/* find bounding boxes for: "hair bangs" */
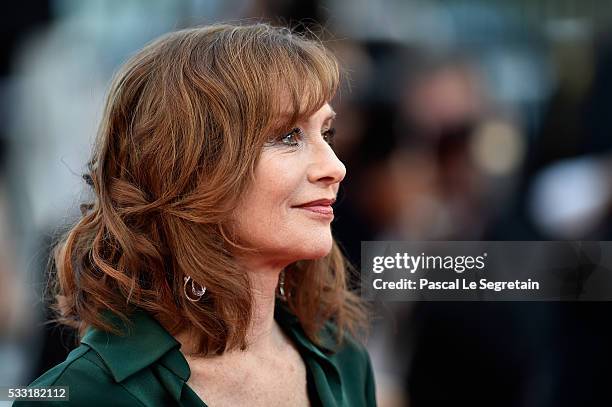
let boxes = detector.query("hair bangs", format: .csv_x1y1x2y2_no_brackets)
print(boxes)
263,34,340,139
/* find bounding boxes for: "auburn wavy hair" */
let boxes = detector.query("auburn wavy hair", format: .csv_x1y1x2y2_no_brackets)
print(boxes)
50,23,368,355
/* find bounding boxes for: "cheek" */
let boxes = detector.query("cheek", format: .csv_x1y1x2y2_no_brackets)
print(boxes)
252,153,302,210
233,155,300,237
249,175,296,218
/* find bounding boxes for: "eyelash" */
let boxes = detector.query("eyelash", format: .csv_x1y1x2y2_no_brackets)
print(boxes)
278,127,336,148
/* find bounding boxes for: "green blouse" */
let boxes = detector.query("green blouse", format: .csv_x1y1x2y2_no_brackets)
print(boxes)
15,300,376,406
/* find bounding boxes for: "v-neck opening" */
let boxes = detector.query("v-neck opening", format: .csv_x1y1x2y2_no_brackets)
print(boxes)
178,306,322,407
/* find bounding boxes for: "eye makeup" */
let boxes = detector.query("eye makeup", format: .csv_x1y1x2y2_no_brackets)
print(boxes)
278,127,336,147
279,127,304,147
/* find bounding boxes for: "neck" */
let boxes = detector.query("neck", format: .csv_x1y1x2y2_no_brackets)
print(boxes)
176,259,287,357
246,263,283,351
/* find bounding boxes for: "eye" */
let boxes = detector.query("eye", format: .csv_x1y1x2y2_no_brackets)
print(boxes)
279,127,304,147
322,127,336,147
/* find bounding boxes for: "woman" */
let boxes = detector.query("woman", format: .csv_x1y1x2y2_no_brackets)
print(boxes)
17,23,375,406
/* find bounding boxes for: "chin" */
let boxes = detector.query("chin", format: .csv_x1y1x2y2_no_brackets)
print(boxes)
274,228,334,262
297,237,334,260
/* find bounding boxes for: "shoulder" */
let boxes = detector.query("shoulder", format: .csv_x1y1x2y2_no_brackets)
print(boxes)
14,345,144,407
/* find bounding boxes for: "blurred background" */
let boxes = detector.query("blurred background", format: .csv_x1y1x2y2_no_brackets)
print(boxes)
2,1,612,406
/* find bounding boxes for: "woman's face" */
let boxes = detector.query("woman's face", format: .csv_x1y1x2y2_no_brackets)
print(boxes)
233,103,345,267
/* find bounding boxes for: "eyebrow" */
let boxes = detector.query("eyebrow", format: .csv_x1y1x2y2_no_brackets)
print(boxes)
325,109,337,122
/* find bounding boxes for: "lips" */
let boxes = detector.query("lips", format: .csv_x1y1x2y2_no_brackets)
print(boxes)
292,198,336,218
294,198,336,208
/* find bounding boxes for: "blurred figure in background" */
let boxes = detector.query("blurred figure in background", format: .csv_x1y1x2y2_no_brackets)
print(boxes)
0,4,52,402
0,126,31,393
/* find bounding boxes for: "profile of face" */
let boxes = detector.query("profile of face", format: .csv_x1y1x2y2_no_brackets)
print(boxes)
232,103,345,267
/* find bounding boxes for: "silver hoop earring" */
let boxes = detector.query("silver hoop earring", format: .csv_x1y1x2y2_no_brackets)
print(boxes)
278,270,287,300
184,275,206,302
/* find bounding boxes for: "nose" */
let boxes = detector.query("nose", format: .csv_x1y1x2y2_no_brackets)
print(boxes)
307,141,346,186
